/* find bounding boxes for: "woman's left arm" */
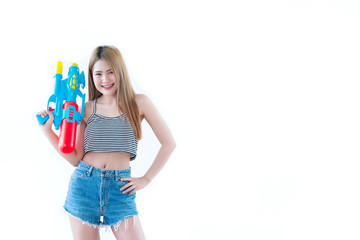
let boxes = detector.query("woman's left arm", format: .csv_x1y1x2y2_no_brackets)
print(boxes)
121,94,176,195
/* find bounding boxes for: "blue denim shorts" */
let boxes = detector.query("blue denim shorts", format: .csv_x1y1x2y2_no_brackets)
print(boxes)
63,161,138,230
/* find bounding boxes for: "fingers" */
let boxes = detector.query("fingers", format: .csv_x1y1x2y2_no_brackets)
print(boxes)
123,186,136,196
120,180,134,192
120,178,136,195
120,178,132,192
47,110,54,120
128,189,136,196
37,109,54,129
37,110,48,118
37,110,53,119
121,178,132,182
119,177,149,196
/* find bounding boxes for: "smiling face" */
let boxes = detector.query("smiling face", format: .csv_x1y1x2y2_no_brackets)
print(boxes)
92,59,118,97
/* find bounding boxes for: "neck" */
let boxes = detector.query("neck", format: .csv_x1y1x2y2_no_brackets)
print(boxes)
98,95,117,105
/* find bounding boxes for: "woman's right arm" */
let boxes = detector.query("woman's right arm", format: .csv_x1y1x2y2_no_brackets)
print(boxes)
38,109,86,167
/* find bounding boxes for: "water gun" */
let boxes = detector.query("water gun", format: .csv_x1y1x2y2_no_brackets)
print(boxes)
36,61,86,154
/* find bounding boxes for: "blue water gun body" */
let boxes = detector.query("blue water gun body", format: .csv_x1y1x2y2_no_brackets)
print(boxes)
37,62,86,153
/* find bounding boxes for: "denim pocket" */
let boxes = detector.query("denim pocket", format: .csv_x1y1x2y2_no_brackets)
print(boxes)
112,179,136,198
70,168,88,181
113,178,131,189
115,179,127,186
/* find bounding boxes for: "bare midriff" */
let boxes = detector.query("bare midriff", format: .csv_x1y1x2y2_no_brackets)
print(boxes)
82,152,132,170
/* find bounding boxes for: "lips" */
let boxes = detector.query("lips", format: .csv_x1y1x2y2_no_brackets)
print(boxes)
101,83,115,90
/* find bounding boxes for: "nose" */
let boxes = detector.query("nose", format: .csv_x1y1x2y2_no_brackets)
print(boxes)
101,74,108,82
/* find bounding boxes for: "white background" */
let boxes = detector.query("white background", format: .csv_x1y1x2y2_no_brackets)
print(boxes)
1,0,360,239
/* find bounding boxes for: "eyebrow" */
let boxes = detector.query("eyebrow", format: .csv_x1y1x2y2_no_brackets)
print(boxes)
94,69,113,73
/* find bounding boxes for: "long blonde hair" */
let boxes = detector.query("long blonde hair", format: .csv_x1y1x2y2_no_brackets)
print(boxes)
88,45,142,140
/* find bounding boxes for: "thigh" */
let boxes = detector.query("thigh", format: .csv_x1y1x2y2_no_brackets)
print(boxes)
69,216,100,240
111,216,145,240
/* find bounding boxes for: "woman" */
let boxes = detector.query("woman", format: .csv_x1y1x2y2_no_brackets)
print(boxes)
38,45,176,240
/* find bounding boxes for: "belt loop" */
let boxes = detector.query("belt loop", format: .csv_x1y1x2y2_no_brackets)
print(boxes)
115,170,119,181
87,166,94,176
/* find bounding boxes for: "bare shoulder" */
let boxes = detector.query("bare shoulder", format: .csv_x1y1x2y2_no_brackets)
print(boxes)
135,94,175,146
135,93,150,104
83,100,94,123
135,93,163,123
135,93,152,118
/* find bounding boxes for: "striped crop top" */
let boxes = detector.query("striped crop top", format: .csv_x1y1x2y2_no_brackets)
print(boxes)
84,99,138,160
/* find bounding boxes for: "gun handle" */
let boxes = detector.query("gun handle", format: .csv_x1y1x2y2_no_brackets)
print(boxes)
36,114,49,125
36,108,54,125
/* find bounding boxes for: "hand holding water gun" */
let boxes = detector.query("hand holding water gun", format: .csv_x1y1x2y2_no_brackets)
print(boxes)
36,61,86,154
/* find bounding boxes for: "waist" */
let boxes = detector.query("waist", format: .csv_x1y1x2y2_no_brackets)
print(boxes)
76,160,131,177
82,152,131,170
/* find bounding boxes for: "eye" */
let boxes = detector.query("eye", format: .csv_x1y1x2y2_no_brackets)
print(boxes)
95,73,101,76
109,71,114,74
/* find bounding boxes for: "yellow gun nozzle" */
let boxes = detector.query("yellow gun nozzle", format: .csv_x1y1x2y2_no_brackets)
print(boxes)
71,62,78,67
56,61,63,74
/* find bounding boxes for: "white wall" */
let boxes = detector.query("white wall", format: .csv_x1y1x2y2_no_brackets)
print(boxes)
1,0,360,239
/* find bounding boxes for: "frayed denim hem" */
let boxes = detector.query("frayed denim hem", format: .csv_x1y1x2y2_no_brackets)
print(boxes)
63,208,137,232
